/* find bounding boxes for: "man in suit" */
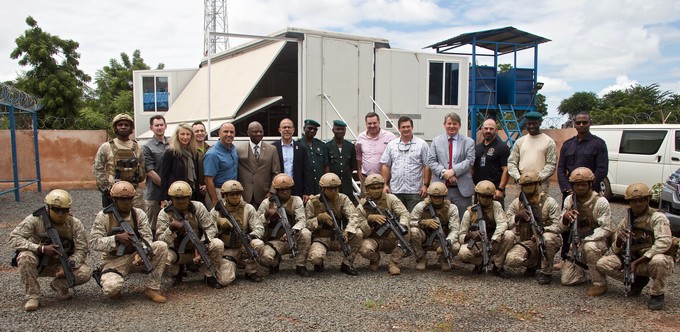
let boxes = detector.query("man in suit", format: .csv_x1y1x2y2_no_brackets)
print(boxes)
272,118,312,203
427,112,476,217
238,121,281,207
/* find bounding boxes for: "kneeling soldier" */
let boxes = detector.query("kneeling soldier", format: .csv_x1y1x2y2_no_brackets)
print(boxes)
306,173,362,275
90,181,169,303
595,183,678,310
157,181,225,288
257,174,312,276
9,189,92,311
505,171,563,284
409,182,461,271
458,181,515,277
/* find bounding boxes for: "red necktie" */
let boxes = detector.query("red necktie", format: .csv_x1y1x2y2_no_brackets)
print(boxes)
445,137,453,186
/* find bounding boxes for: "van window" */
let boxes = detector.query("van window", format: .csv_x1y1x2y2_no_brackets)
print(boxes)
619,130,666,154
676,131,680,152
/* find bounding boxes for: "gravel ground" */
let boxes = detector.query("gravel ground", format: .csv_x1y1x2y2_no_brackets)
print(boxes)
0,185,679,331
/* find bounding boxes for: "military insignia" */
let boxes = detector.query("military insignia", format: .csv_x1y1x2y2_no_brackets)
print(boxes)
487,148,495,156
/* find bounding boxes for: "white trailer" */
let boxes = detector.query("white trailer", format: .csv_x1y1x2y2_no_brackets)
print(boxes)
133,27,470,141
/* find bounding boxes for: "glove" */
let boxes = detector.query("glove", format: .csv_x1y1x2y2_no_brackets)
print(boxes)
265,208,280,221
317,212,333,226
367,214,387,225
343,231,352,243
420,219,439,230
217,217,233,230
489,240,500,255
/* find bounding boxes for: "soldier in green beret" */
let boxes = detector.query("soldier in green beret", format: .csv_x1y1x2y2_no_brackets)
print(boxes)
327,120,358,204
298,119,329,195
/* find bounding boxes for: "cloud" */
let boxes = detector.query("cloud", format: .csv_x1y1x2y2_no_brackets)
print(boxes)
537,76,571,94
598,75,639,97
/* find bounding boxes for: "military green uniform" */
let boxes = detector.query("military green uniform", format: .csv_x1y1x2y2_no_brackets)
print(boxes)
327,139,357,201
297,137,329,195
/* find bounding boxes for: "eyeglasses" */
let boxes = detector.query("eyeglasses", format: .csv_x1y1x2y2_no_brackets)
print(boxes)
50,207,70,214
574,121,589,125
397,141,412,152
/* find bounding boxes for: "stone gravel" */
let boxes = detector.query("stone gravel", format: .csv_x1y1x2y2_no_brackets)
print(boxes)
0,185,678,331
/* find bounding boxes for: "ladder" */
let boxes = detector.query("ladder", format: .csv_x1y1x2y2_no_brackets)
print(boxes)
497,104,523,146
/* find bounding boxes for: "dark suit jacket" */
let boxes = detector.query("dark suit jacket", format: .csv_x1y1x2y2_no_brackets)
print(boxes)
158,149,200,201
272,139,312,197
237,141,281,206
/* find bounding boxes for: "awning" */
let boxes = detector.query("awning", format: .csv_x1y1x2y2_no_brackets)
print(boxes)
207,96,283,132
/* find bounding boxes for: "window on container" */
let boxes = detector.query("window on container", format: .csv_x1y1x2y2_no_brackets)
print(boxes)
619,130,666,155
428,61,459,106
142,76,169,112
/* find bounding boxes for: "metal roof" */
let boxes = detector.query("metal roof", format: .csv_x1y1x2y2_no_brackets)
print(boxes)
426,26,550,55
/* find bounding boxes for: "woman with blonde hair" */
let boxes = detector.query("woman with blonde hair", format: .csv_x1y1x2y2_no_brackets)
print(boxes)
159,123,200,201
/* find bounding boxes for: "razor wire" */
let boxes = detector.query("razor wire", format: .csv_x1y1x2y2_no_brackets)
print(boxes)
0,83,43,112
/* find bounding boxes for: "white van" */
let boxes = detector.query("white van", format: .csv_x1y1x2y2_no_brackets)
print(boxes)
590,124,680,200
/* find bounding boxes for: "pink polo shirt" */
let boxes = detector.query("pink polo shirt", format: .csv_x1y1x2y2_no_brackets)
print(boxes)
355,129,396,176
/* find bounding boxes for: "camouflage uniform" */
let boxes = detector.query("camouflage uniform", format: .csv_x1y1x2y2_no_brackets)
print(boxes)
560,191,613,286
93,138,146,209
89,207,168,298
157,201,225,284
409,197,461,270
256,195,311,271
458,201,515,269
505,193,564,277
9,210,92,304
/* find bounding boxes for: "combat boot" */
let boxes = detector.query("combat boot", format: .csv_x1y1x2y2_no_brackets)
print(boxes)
313,263,324,273
269,264,280,275
472,265,484,274
587,285,608,296
295,265,309,277
648,294,664,310
536,272,552,285
245,273,263,283
416,258,426,271
204,276,223,289
492,265,509,279
50,279,73,300
552,260,564,271
439,255,452,272
340,262,358,276
388,263,401,275
369,260,380,271
144,288,167,303
24,299,39,312
629,276,650,296
524,267,537,277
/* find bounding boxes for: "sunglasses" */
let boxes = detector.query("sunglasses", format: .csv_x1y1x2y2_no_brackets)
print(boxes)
50,207,70,214
397,142,412,152
574,121,589,125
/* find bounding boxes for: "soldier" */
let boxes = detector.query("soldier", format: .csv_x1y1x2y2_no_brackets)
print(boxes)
595,183,677,310
93,113,146,209
90,181,168,303
256,173,312,277
458,181,515,277
327,120,358,203
306,173,362,276
297,119,329,195
9,190,92,311
559,167,613,295
211,180,265,284
505,171,564,284
355,174,411,275
409,182,461,271
156,181,225,289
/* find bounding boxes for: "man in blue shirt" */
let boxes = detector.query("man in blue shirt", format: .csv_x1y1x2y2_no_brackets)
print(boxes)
204,122,238,206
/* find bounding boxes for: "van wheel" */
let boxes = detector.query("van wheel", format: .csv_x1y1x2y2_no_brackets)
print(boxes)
600,178,612,200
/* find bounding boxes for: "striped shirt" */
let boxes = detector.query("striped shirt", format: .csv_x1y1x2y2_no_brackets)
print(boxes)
380,136,429,194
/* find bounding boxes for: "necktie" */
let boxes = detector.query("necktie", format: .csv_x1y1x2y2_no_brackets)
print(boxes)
445,137,453,187
254,145,260,160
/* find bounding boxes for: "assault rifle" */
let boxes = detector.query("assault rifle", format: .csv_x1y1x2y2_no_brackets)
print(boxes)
365,198,413,257
214,201,259,263
466,204,491,272
166,205,218,278
623,208,635,297
568,195,588,270
320,193,351,257
520,191,549,262
270,194,298,258
424,203,452,267
105,205,153,273
36,208,76,289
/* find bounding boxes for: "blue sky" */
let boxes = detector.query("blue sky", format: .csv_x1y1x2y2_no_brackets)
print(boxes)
2,0,680,125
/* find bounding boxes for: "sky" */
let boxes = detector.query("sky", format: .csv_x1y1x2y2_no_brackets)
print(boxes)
2,0,680,125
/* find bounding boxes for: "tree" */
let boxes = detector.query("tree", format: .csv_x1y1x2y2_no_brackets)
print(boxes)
10,16,90,127
557,91,599,119
536,93,548,116
498,63,513,73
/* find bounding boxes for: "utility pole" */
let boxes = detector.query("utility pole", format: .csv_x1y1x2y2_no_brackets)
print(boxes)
204,0,229,55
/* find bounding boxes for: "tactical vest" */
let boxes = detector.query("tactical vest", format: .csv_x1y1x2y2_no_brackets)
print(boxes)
364,196,390,238
312,194,345,238
106,209,139,255
219,201,246,249
517,192,551,242
171,204,200,252
468,203,496,241
110,139,142,184
38,211,75,260
266,198,296,240
574,191,598,238
422,200,452,233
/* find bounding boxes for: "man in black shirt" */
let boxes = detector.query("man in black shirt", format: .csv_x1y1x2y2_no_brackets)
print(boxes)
473,118,510,207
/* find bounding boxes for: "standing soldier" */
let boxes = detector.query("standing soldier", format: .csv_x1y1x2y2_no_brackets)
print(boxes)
355,174,411,275
9,190,92,311
458,181,515,277
156,181,225,289
595,183,677,310
409,182,461,271
93,113,146,208
256,174,312,277
505,171,563,284
89,181,169,303
211,180,265,284
306,173,363,276
327,120,358,203
298,119,329,195
559,167,613,295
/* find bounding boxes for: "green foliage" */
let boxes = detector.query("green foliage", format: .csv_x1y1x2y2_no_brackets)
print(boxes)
10,16,91,126
498,63,513,73
536,93,548,116
557,91,599,117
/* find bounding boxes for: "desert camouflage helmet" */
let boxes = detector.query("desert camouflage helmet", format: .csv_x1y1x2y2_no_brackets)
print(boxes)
319,173,341,188
110,181,136,198
569,167,595,183
272,173,294,189
112,113,134,128
518,171,541,184
427,182,448,196
221,180,244,194
168,181,193,197
44,189,72,208
364,173,385,186
474,180,496,195
625,183,651,200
